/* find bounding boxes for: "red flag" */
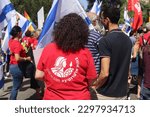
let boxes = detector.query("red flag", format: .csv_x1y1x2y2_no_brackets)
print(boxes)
128,0,134,11
128,0,143,31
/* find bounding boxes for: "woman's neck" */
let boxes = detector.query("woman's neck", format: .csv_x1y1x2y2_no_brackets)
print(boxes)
13,37,19,40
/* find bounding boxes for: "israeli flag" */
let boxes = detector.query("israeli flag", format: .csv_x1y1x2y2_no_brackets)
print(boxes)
123,7,131,36
0,0,16,30
1,12,31,52
37,0,94,49
90,0,102,15
124,7,131,26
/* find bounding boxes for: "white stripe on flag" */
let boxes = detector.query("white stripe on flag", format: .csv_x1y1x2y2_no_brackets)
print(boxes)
0,0,16,30
90,0,102,15
37,0,94,49
124,7,130,26
37,0,59,49
123,7,131,36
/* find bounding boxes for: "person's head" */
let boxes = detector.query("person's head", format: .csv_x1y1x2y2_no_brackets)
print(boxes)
10,26,22,38
99,5,120,30
53,13,89,53
86,12,97,26
25,30,32,37
32,29,41,39
87,12,103,32
145,22,150,31
143,27,147,33
137,26,143,34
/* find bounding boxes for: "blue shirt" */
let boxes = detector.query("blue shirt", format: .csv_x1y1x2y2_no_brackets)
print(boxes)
130,36,138,76
86,30,102,74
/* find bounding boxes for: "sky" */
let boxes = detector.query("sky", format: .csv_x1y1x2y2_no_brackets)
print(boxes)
79,0,88,10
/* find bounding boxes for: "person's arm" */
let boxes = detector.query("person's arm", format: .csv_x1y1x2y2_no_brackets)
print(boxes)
35,69,44,81
88,78,97,86
35,47,45,81
128,62,132,84
132,40,140,59
14,53,31,62
94,57,110,88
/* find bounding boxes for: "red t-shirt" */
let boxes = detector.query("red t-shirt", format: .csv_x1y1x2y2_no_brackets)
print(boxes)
9,39,26,64
22,36,37,49
22,36,34,47
32,37,38,49
139,32,150,46
37,43,97,100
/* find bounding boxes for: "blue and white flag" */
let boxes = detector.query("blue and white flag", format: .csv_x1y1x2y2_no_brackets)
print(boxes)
0,0,16,30
37,0,94,49
1,12,31,52
123,7,131,36
124,7,131,26
90,0,102,15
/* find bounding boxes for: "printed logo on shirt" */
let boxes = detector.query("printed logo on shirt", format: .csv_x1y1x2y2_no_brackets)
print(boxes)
48,56,79,83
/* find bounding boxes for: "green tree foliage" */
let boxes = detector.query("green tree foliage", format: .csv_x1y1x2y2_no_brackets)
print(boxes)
87,0,125,23
140,1,150,24
87,0,123,11
10,0,53,24
86,0,149,24
10,0,150,25
87,0,95,11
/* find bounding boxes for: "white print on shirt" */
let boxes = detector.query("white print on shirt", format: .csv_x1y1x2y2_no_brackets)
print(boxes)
134,2,141,13
49,56,79,83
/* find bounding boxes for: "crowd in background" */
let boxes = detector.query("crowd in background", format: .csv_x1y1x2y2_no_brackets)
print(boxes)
0,3,150,100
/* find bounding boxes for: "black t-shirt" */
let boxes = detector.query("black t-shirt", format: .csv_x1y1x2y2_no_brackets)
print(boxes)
97,29,132,97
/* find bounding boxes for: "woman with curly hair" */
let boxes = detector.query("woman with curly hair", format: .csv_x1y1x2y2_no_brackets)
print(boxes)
35,13,97,100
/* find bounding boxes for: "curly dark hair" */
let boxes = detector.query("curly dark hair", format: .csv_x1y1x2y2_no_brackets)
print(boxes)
53,13,89,53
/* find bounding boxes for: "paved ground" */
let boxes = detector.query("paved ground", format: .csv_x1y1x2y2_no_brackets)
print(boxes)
0,77,42,100
0,77,138,100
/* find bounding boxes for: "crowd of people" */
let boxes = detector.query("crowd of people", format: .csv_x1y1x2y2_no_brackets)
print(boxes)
0,3,150,100
0,23,42,99
129,22,150,100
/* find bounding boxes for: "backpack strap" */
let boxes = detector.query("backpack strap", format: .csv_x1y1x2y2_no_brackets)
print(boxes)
142,35,150,46
142,36,144,46
145,36,150,45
